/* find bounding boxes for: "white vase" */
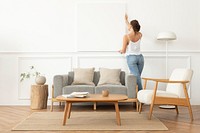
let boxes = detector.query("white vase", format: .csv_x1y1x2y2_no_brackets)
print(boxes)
35,76,46,85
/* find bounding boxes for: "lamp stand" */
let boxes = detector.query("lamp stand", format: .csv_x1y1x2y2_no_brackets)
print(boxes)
159,40,175,109
165,40,168,78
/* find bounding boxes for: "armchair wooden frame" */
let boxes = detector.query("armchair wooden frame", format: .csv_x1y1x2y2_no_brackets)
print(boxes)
139,77,193,121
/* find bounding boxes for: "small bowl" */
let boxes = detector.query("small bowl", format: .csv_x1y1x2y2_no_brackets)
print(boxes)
102,90,109,97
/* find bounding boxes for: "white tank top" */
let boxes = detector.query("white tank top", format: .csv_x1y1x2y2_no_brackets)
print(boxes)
126,35,141,55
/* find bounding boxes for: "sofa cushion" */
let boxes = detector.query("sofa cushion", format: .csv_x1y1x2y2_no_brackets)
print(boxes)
63,85,95,94
98,68,121,85
72,68,95,85
95,85,127,95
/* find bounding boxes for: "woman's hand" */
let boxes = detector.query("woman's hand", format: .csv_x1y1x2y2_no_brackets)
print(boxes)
118,50,125,54
125,13,128,21
118,50,122,54
125,13,130,29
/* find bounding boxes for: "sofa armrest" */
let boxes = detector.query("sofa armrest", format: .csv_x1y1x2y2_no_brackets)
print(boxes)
53,75,68,98
125,74,137,98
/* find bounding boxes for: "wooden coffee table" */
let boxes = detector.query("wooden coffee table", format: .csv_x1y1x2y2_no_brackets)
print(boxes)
56,94,128,126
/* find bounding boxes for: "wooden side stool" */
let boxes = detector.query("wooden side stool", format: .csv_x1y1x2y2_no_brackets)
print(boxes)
31,84,48,110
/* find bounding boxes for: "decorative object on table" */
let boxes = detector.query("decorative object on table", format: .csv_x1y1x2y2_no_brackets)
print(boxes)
62,92,89,98
20,66,46,85
102,90,109,97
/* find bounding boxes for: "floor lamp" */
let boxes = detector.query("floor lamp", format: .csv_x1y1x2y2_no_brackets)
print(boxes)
157,31,177,109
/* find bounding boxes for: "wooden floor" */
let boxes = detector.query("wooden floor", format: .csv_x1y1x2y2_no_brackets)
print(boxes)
0,104,200,133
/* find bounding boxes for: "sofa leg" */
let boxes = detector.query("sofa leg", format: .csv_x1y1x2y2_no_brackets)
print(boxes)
50,100,54,112
93,102,97,110
136,99,139,112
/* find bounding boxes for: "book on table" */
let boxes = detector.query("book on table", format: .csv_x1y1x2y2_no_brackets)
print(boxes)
62,92,89,98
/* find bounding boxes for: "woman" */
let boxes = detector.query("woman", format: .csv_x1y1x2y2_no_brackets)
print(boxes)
119,14,144,91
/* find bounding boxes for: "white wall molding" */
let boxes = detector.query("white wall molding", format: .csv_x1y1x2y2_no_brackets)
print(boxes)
142,50,200,54
77,55,191,71
1,50,200,54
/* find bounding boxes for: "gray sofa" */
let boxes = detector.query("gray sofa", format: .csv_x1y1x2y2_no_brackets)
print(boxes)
51,71,137,111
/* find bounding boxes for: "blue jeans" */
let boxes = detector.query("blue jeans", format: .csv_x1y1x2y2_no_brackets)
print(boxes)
126,54,144,91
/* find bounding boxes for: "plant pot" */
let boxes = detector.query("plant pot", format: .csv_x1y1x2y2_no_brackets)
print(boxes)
35,76,46,85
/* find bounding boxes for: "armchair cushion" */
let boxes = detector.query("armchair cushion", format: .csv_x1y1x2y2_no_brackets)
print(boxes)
138,90,178,104
166,69,193,98
72,68,95,85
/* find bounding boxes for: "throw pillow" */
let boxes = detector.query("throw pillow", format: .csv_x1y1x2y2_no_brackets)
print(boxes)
98,68,121,85
72,68,95,85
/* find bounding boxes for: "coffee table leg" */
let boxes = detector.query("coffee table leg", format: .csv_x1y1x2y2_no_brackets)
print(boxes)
114,102,121,125
63,101,69,125
67,102,72,118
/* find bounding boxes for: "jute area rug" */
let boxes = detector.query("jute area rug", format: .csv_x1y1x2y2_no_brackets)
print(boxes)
12,112,168,131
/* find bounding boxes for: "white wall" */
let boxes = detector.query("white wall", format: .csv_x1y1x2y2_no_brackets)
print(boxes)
0,0,200,105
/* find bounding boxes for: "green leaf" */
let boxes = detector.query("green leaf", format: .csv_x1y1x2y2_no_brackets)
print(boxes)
30,66,34,69
35,72,40,76
26,73,30,78
20,73,25,77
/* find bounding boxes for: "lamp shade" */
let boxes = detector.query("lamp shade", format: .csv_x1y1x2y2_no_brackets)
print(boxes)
157,31,176,40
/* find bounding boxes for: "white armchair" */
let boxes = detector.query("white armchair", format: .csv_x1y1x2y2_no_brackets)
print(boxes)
137,69,193,121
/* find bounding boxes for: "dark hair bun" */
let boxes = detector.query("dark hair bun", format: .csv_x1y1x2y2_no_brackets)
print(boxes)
130,20,140,32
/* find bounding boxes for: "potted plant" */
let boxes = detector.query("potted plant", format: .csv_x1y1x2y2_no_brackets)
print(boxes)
20,66,46,85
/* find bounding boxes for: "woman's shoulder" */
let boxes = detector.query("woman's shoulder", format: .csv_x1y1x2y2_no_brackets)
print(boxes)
138,32,142,38
123,34,129,40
